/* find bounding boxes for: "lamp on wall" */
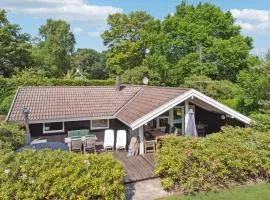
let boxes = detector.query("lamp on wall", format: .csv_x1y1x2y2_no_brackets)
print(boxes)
142,77,149,85
221,115,226,120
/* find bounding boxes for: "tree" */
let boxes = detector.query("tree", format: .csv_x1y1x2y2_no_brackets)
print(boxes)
102,1,252,84
160,1,252,83
0,9,32,77
102,11,158,75
237,69,270,114
71,49,108,79
33,19,75,77
265,49,270,61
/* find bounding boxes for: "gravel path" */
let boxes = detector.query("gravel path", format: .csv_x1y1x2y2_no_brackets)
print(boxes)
125,178,170,200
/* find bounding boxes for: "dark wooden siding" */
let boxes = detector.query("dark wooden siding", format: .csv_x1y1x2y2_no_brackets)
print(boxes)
195,106,245,134
29,119,130,145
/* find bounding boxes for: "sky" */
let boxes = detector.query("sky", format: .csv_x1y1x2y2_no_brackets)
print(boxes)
1,0,270,56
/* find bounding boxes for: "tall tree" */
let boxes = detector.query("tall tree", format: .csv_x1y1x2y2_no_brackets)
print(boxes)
33,19,75,77
102,1,252,85
71,49,108,79
160,1,252,83
0,9,32,77
102,11,158,75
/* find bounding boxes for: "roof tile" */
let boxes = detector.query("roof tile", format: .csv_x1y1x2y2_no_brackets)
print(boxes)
7,85,189,126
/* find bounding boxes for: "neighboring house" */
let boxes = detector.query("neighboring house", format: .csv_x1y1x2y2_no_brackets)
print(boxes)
6,84,251,154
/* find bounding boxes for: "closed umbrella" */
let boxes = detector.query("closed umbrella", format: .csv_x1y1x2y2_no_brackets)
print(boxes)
185,109,197,137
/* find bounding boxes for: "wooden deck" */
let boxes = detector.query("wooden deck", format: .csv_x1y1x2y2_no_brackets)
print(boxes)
114,152,158,183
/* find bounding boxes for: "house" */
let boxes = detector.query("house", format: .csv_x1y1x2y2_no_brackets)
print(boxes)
6,83,251,154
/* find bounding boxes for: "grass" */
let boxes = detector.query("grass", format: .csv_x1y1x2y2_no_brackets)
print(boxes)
161,183,270,200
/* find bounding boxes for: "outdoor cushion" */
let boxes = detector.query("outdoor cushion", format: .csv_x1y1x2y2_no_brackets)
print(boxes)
69,130,79,138
85,134,97,140
116,130,127,150
104,129,114,150
79,129,90,137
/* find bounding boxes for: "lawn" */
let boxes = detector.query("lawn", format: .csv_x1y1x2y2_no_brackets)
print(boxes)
162,183,270,200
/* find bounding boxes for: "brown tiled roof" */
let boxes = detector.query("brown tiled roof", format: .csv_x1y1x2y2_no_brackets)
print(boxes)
7,85,189,126
7,86,141,122
116,86,188,126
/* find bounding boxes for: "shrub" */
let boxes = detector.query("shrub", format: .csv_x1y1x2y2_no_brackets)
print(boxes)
0,122,24,150
0,150,125,200
250,113,270,132
155,127,270,194
0,95,15,114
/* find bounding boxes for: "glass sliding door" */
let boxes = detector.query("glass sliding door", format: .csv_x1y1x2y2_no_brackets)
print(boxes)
172,107,184,134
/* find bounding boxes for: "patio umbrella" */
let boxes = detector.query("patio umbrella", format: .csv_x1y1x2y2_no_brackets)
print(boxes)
185,109,197,137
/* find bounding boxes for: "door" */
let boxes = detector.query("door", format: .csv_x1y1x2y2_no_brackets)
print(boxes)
172,107,184,134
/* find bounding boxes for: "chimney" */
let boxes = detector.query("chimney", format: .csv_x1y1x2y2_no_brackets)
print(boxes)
115,76,121,91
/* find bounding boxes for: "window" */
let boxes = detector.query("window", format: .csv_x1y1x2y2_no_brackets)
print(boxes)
43,122,64,134
158,117,169,128
91,119,109,130
173,107,184,129
156,111,170,129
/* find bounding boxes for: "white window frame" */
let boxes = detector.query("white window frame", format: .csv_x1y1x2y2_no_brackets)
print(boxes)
157,116,170,129
43,122,64,134
90,119,109,130
169,106,185,133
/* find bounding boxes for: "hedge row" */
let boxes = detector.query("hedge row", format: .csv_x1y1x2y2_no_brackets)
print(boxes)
155,127,270,194
0,149,125,200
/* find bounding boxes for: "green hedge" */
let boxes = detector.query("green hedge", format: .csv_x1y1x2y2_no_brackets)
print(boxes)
0,149,125,200
155,127,270,194
0,122,24,150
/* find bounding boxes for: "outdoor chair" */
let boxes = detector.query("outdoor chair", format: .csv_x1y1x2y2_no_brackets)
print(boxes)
144,139,156,153
70,138,83,153
84,138,96,153
116,130,127,151
104,129,114,151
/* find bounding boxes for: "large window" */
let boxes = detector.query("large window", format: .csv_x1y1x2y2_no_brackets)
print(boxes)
91,119,109,130
157,117,169,128
43,122,64,134
157,111,170,129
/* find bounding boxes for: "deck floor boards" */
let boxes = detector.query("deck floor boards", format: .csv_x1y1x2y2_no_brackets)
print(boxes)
114,152,157,183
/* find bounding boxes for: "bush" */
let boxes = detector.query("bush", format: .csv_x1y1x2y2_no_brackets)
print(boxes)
251,113,270,132
0,150,125,200
0,95,15,114
0,122,24,150
155,127,270,194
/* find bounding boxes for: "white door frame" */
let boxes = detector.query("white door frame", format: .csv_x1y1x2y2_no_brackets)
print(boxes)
138,126,144,155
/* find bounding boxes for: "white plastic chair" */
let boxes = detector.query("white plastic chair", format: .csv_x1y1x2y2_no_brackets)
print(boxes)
104,129,114,151
116,130,127,150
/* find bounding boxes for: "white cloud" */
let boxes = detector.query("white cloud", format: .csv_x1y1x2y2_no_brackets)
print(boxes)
73,27,83,34
0,0,123,25
231,9,270,34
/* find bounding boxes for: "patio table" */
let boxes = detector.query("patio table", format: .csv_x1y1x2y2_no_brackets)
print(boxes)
148,130,168,144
